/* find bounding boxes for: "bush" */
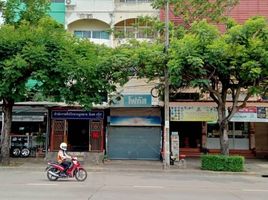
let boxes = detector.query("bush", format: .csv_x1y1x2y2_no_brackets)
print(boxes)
201,154,244,172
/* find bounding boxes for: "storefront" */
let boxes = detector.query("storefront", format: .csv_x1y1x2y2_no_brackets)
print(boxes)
49,108,105,152
170,104,217,153
0,105,47,157
108,94,162,160
170,102,268,157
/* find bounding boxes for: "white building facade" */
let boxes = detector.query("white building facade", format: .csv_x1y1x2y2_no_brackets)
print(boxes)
65,0,158,47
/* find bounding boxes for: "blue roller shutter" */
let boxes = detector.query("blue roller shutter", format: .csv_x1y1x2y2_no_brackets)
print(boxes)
108,127,161,160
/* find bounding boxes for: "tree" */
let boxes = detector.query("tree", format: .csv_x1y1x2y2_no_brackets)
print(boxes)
1,0,50,25
111,0,268,156
0,1,128,164
168,17,268,155
152,0,239,28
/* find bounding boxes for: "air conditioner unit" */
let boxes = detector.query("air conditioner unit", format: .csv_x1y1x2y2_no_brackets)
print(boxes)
65,0,76,6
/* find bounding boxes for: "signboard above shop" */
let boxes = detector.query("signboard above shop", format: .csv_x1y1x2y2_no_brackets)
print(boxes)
170,106,218,122
51,110,104,120
110,116,161,126
230,106,268,122
111,94,152,107
170,106,268,122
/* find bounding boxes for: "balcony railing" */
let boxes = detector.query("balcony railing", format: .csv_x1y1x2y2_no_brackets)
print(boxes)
114,26,156,39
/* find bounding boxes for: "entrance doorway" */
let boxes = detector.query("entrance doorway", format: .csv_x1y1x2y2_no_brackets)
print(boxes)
171,122,202,148
68,120,89,151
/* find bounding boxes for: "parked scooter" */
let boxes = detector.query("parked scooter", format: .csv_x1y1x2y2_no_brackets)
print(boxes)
45,157,87,181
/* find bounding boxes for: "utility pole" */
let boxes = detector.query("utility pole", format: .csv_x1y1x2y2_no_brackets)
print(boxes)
163,0,170,169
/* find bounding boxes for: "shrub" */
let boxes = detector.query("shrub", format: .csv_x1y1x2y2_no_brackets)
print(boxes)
201,154,244,172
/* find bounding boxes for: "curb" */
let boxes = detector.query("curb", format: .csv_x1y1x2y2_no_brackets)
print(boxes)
0,164,262,176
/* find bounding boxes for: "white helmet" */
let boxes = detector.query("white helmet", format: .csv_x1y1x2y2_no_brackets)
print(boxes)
60,142,67,151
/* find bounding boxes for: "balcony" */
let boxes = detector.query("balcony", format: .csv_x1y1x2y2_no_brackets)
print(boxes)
115,0,155,12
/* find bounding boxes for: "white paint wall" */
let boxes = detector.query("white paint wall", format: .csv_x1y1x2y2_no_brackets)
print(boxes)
66,0,114,25
66,0,159,47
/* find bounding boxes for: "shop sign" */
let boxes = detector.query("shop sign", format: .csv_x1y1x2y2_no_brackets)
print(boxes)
170,106,268,122
51,111,104,120
170,106,218,122
110,116,161,126
230,107,268,122
111,94,152,107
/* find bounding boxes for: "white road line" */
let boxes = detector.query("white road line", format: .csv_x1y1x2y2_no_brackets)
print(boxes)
26,183,58,186
133,185,164,189
242,189,268,192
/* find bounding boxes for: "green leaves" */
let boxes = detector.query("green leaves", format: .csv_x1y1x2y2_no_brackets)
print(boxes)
152,0,239,27
165,16,268,106
2,0,50,26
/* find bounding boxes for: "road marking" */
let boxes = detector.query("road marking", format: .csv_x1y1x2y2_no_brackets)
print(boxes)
242,189,268,192
26,183,58,186
133,185,164,189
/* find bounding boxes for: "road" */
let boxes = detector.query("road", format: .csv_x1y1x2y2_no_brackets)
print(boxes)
0,167,267,200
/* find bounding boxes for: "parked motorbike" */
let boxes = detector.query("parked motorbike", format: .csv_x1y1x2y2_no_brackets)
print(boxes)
45,157,87,181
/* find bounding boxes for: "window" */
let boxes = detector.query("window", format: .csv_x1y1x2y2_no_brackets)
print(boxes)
74,31,91,39
74,30,109,40
207,122,249,139
120,0,152,2
92,31,110,39
51,0,65,3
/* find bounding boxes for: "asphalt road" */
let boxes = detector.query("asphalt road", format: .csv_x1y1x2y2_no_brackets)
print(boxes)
0,167,268,200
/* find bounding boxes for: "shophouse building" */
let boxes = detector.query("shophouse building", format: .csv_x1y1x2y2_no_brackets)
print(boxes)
47,0,268,160
2,0,267,160
46,0,163,161
160,0,268,158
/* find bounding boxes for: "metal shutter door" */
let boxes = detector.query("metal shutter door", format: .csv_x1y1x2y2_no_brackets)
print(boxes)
108,127,161,160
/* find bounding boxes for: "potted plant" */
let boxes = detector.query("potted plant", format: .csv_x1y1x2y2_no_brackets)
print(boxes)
35,133,45,157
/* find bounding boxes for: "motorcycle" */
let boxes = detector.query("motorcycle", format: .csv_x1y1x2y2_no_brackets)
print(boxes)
45,157,87,181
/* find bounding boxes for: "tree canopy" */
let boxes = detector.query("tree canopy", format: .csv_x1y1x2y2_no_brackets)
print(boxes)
0,0,129,164
152,0,239,27
0,0,50,25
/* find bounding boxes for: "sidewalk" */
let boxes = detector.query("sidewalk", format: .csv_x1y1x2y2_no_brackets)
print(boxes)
4,157,268,176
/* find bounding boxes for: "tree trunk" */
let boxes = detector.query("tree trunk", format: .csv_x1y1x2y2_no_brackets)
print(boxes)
217,103,229,156
0,99,14,165
219,120,229,155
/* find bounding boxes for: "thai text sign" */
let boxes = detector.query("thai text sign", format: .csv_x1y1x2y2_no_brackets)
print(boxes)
170,106,268,122
230,107,268,122
170,106,218,122
111,94,152,107
51,111,104,120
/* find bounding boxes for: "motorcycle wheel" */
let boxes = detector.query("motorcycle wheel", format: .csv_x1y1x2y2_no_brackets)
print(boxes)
47,167,59,181
12,148,21,157
21,148,30,157
74,168,87,181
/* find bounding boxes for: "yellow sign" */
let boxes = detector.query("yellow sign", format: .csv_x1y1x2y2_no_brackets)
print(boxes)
170,106,218,122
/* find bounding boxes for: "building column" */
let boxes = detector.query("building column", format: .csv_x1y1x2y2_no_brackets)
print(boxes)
249,122,256,150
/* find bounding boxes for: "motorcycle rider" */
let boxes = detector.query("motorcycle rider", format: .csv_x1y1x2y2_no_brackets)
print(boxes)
57,142,72,176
